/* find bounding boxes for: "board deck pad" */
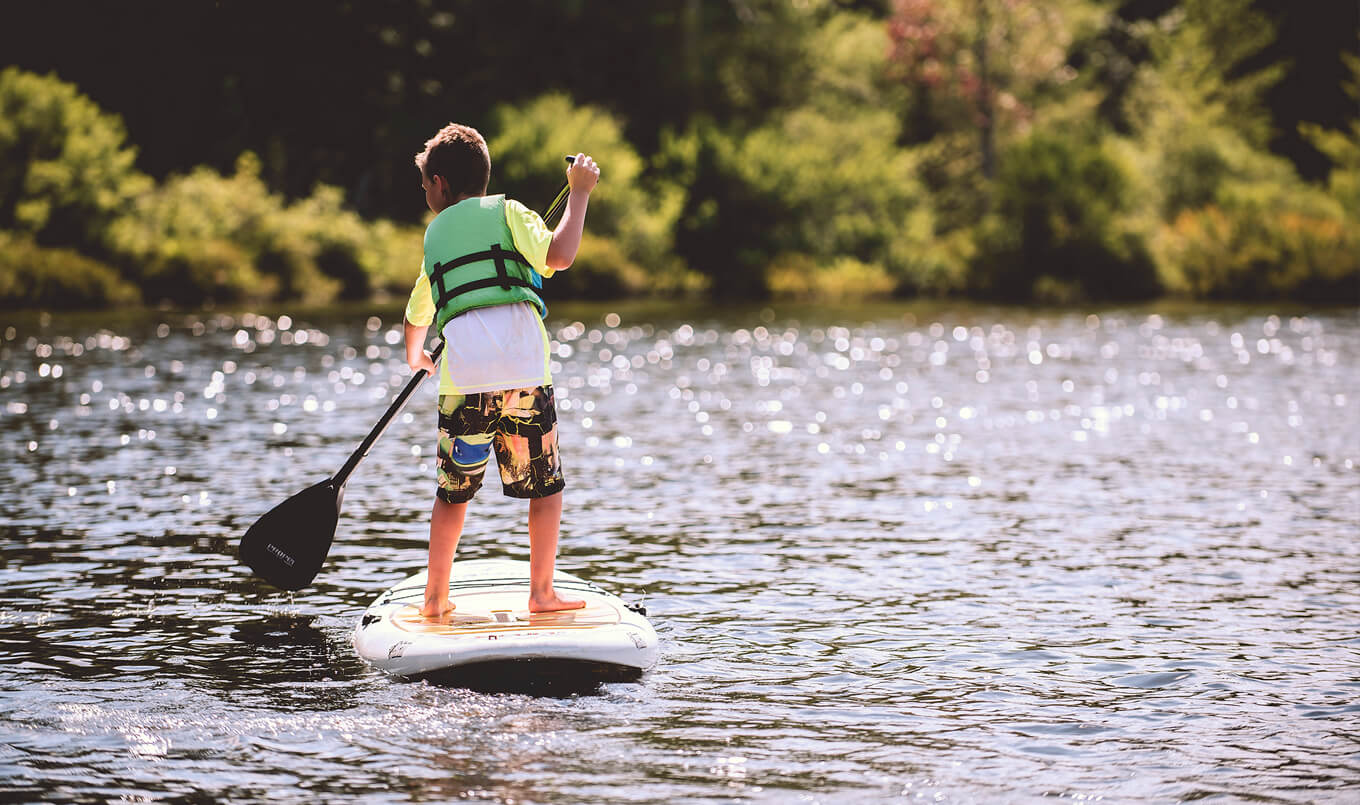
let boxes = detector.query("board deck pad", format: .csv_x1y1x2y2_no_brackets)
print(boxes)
389,594,622,636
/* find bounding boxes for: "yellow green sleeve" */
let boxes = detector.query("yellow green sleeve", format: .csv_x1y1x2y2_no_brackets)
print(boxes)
405,270,435,326
504,197,555,278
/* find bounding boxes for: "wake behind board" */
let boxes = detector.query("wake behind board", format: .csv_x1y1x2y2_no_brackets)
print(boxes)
354,559,657,691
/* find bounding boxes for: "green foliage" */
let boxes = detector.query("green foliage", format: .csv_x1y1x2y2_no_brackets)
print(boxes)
1157,205,1358,301
768,253,897,301
108,154,299,304
1299,52,1360,218
0,69,423,311
0,68,150,254
887,0,1103,162
969,133,1159,301
282,183,424,300
1,4,1356,310
1134,110,1360,301
806,12,911,118
1098,1,1359,301
674,12,944,300
1155,182,1358,300
667,121,773,298
1120,0,1294,223
1302,119,1360,219
487,94,696,297
741,106,936,286
1141,0,1282,149
0,233,140,309
545,233,652,300
909,132,991,242
107,153,422,306
704,0,822,131
362,218,429,298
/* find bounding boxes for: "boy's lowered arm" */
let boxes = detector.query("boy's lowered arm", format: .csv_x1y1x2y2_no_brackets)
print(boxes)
404,319,436,374
545,153,599,270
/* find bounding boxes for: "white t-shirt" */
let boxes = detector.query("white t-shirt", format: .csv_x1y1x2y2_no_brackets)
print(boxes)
436,301,552,394
404,197,555,395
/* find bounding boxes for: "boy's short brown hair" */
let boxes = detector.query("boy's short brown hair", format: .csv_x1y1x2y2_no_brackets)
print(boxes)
415,123,491,198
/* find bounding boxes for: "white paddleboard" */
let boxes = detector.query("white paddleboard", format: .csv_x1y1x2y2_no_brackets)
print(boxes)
354,558,657,688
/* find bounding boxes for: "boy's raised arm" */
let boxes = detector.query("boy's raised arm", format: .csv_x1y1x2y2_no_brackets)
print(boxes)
545,153,599,271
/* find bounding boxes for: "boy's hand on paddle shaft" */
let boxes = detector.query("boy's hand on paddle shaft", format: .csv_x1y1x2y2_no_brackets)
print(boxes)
409,349,437,376
403,319,436,375
566,153,599,195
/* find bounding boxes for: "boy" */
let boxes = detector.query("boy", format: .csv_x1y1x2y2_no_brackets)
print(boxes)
403,122,598,617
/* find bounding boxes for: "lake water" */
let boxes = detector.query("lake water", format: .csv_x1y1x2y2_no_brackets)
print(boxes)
1,301,1357,803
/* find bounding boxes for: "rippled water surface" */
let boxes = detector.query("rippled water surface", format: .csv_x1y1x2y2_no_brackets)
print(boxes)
1,301,1357,803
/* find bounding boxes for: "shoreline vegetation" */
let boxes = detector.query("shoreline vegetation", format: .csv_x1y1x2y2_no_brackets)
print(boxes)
1,3,1356,312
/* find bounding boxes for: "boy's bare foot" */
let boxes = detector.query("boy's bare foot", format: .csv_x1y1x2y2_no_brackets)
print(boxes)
420,599,454,618
528,591,587,613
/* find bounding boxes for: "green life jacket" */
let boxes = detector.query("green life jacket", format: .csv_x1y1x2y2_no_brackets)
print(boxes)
422,194,546,332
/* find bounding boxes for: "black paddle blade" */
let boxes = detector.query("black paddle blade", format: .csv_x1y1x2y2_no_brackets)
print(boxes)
239,479,343,591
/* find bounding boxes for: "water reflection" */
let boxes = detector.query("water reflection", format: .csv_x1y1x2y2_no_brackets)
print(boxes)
0,302,1357,801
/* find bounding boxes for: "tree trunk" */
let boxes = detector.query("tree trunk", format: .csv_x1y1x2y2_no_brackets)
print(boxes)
976,0,997,181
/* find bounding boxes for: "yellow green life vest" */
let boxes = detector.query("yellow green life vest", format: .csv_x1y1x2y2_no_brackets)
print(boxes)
422,194,546,332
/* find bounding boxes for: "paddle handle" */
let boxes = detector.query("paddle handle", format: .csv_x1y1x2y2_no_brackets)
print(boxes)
331,340,445,489
542,155,577,228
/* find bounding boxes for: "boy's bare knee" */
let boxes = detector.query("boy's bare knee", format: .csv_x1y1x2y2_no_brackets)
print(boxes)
528,491,562,509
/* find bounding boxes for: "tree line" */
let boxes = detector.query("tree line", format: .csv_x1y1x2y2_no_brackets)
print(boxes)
1,0,1356,310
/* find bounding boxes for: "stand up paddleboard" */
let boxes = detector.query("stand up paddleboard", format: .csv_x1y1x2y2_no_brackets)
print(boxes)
354,559,657,691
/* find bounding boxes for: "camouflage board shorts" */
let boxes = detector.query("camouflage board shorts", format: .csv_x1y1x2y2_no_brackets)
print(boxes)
435,385,565,503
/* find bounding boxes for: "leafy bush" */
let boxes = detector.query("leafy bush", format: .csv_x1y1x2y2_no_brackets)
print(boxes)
487,94,698,296
1132,116,1304,224
671,13,945,300
544,233,649,300
667,121,776,298
283,183,393,300
108,154,293,304
741,106,934,279
767,253,896,301
672,106,937,298
0,68,151,255
1300,53,1360,219
107,153,422,306
969,133,1160,301
1107,1,1356,301
1157,196,1358,301
0,69,424,310
0,233,140,309
1125,86,1356,301
362,218,429,299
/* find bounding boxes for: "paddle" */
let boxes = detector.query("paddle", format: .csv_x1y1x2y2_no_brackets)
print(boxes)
240,158,577,590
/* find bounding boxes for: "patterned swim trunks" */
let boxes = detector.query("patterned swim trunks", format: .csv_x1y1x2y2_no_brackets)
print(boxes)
435,385,565,503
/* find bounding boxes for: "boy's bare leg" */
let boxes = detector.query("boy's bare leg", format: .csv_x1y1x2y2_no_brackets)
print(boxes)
422,497,468,617
527,491,585,612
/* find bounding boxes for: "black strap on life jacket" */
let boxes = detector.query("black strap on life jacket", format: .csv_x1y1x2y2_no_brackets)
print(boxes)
431,244,543,311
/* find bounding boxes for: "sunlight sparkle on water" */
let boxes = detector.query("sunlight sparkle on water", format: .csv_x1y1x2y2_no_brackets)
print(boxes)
0,304,1355,802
